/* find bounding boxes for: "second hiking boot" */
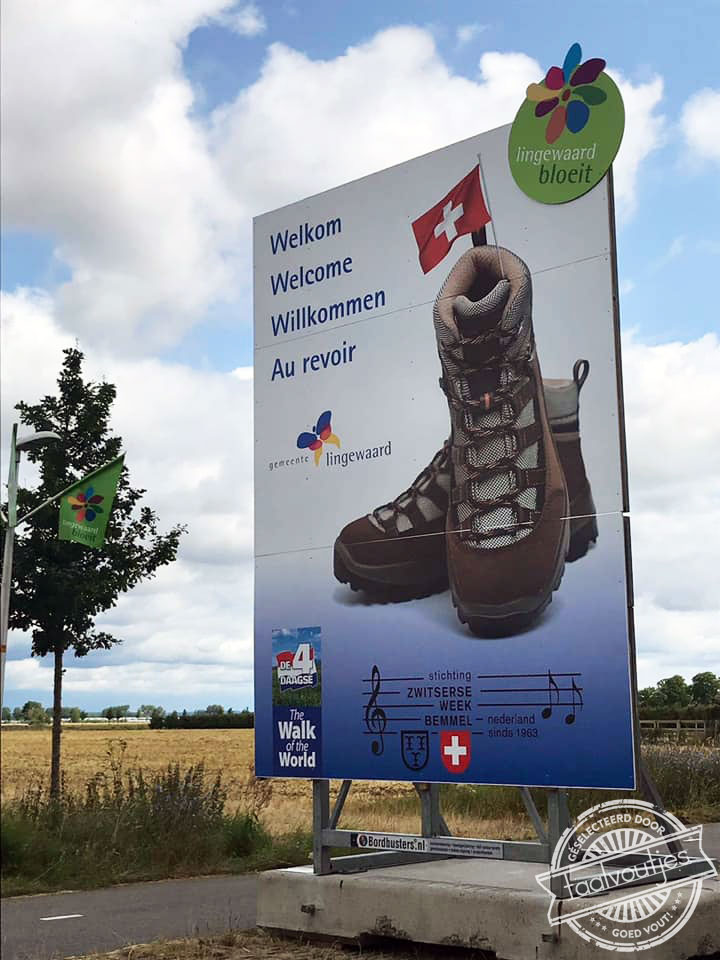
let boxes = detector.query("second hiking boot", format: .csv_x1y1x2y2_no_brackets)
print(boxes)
544,359,598,561
434,246,568,635
333,361,597,601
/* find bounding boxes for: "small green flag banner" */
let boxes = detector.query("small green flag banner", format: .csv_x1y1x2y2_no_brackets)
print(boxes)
58,455,124,549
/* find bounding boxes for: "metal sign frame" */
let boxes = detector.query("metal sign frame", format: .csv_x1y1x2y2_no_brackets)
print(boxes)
311,757,680,900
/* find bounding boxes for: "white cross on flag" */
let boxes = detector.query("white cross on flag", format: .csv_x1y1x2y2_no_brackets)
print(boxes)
440,730,472,774
411,165,491,274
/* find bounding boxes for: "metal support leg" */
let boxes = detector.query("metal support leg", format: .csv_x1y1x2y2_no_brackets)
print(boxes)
547,789,571,899
329,779,351,830
415,783,451,837
520,787,548,844
416,782,433,836
313,779,331,875
638,759,682,855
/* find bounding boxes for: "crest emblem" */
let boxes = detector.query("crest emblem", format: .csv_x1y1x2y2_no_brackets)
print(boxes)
401,731,429,771
440,731,471,774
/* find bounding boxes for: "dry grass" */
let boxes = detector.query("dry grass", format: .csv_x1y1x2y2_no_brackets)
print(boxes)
80,929,491,960
0,727,531,840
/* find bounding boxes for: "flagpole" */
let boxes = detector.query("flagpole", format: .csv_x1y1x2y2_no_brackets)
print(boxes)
476,153,505,279
0,426,19,712
15,455,124,526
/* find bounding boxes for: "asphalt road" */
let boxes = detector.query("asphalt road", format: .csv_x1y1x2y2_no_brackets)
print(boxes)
3,826,719,960
1,874,257,960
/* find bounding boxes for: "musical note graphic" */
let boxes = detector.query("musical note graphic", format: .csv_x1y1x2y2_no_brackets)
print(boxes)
364,664,387,755
541,670,560,719
476,671,585,727
565,678,584,725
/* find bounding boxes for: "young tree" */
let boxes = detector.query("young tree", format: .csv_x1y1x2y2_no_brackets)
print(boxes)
21,699,43,719
138,703,162,718
1,706,11,722
690,671,720,705
2,349,184,798
655,675,692,709
637,686,661,708
12,706,23,721
69,706,82,722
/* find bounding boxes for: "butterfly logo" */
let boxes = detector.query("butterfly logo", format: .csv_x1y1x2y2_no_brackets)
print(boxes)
296,410,340,466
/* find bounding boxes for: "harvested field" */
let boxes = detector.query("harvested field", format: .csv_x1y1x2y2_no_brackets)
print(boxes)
3,727,718,839
0,727,532,839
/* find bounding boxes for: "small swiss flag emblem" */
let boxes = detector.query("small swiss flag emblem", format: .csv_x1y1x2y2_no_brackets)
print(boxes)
440,731,471,774
411,165,491,274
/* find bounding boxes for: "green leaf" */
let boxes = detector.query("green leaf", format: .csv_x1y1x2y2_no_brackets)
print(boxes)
574,85,607,105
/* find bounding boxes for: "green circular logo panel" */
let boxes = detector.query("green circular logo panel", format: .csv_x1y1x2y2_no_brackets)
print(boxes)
508,44,625,204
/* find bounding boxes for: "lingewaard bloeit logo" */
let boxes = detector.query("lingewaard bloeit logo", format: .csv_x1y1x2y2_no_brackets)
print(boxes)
297,410,340,465
58,455,124,549
508,42,624,204
67,486,104,524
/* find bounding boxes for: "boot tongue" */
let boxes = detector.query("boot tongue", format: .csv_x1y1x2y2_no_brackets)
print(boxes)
453,279,510,337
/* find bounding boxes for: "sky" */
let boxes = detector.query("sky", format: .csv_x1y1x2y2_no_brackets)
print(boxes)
1,0,719,713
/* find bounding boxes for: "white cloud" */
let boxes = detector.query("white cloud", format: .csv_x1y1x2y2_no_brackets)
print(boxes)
456,23,488,47
607,70,665,218
6,656,253,698
2,18,665,351
212,33,541,214
3,294,718,704
650,234,686,272
1,15,704,701
681,87,720,165
1,291,254,706
1,0,241,350
622,332,720,684
215,2,266,36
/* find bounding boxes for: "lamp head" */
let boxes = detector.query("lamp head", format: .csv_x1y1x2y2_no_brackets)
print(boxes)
16,431,63,452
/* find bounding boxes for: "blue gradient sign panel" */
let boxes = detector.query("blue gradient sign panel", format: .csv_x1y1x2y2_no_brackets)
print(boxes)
253,124,636,789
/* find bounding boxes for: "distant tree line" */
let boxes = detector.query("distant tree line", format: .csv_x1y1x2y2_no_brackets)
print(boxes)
638,672,719,719
150,704,254,729
2,701,88,724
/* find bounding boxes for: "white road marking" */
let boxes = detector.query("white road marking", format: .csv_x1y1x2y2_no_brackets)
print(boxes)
39,914,84,921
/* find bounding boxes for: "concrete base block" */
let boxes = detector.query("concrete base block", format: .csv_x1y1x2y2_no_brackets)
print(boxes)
257,858,720,959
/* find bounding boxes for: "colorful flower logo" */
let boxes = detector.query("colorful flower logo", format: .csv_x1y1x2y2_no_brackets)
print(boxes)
526,43,607,144
297,410,340,466
67,486,104,523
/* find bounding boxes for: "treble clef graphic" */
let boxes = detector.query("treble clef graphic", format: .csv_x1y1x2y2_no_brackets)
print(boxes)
364,664,387,756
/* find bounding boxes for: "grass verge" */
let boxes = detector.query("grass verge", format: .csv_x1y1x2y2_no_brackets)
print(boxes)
79,929,494,960
1,749,312,897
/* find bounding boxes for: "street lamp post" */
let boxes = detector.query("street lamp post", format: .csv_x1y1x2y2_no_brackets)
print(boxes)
0,424,62,712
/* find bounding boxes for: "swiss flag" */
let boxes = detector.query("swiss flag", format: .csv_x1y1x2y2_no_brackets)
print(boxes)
411,165,491,274
440,731,472,774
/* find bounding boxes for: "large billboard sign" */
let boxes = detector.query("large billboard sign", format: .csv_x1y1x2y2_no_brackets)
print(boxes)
253,121,636,790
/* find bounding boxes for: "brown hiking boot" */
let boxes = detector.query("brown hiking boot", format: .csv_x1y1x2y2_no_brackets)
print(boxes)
333,444,451,601
544,359,598,561
435,245,568,635
333,362,596,601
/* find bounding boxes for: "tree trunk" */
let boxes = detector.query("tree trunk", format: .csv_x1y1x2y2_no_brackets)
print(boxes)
50,642,64,801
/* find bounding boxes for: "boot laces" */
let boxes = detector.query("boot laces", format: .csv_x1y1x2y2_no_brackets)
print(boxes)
442,331,544,545
371,443,450,533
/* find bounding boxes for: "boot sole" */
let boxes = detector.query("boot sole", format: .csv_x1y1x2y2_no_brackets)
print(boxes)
453,516,570,638
333,540,448,602
567,512,599,562
567,487,599,562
